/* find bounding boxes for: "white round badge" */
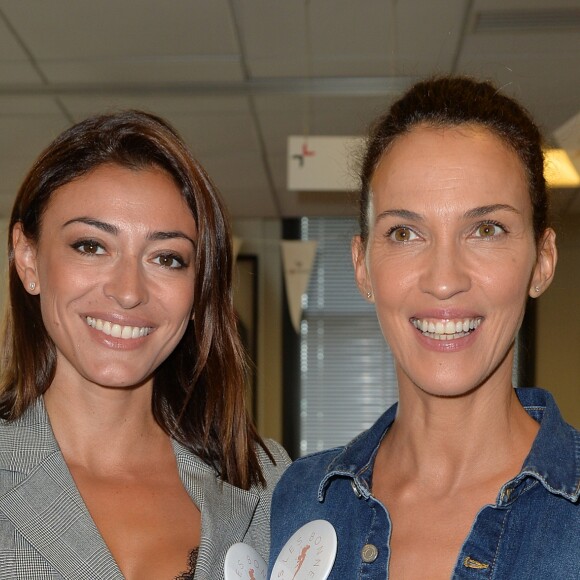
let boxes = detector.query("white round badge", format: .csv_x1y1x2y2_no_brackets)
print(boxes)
270,519,337,579
224,542,268,580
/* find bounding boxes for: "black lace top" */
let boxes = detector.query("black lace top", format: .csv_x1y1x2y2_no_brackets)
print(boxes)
175,547,199,580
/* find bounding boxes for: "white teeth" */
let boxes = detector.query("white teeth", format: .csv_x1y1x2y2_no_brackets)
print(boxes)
412,317,482,340
86,317,152,339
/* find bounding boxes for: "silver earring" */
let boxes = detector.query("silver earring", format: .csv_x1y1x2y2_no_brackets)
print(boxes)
534,286,540,293
366,291,372,299
29,282,36,291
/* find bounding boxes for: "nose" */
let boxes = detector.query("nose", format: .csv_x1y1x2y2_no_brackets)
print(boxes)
103,256,148,308
418,240,471,300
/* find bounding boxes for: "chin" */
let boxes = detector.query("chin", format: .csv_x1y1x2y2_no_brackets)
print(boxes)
83,368,153,390
410,371,489,399
418,384,481,399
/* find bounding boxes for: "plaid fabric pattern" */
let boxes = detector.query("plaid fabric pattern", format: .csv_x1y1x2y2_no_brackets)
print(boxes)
0,399,290,579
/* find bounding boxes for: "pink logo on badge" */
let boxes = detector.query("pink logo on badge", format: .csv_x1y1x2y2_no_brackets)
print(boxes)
224,543,267,580
271,520,337,579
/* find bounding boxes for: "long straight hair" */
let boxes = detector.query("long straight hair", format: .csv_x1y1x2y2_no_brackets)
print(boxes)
0,110,271,489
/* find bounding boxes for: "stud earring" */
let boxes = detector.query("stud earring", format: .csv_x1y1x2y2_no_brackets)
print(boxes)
366,291,372,299
29,282,36,291
534,286,540,293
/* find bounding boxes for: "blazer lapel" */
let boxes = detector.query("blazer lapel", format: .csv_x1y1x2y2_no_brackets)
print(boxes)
173,442,260,577
0,402,123,580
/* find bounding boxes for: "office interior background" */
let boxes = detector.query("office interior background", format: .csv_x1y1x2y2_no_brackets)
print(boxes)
0,0,578,456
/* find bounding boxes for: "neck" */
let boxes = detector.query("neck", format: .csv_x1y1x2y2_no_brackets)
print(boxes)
43,374,168,472
379,380,539,491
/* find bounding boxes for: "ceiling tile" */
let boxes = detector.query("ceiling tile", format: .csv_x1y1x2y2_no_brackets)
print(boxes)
200,153,277,218
238,0,465,78
1,0,243,83
0,95,63,115
0,12,30,58
0,112,70,217
0,62,42,84
0,13,43,84
1,0,236,58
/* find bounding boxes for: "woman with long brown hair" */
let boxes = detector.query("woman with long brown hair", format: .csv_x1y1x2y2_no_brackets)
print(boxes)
0,110,289,579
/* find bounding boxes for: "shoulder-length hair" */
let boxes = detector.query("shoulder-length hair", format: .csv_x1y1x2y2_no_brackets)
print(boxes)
0,110,271,489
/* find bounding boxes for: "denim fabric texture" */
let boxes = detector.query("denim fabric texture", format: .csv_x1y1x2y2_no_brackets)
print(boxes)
269,388,580,579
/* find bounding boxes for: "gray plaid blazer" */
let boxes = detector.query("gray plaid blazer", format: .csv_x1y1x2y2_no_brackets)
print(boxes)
0,398,290,579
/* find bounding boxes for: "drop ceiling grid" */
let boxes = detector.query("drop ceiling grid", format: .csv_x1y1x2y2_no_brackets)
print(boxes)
0,0,576,218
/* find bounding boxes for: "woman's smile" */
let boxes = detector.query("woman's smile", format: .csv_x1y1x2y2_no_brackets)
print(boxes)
85,316,154,339
410,316,482,339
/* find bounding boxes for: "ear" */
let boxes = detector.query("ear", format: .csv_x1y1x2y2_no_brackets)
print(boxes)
12,222,40,295
352,235,373,302
529,228,557,298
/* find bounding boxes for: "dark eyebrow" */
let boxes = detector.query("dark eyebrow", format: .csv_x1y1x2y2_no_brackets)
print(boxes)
376,204,521,224
148,231,196,248
463,204,521,219
63,217,118,234
375,209,424,223
63,217,196,248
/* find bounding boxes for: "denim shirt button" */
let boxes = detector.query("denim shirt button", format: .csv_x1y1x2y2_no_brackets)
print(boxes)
361,544,379,563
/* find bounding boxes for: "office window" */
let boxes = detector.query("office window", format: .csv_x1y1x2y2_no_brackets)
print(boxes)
298,217,398,456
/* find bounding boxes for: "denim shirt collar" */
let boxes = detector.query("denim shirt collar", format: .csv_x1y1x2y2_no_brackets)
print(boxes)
318,388,580,504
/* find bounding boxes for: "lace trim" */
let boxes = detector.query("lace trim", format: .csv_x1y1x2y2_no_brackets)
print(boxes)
175,547,199,580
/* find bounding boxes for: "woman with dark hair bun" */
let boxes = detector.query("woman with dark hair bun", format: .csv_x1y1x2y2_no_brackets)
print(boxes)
270,77,579,578
0,110,289,579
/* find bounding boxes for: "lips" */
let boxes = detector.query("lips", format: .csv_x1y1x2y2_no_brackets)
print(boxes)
85,316,153,339
411,317,482,340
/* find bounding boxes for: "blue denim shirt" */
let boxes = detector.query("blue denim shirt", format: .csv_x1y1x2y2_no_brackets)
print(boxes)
269,388,580,578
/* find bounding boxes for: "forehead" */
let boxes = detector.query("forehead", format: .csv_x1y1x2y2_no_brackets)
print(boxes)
42,163,197,234
369,124,530,213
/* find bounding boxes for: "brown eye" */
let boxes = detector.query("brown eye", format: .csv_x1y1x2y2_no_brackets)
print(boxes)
154,253,186,269
83,242,100,253
72,240,105,255
390,227,417,242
